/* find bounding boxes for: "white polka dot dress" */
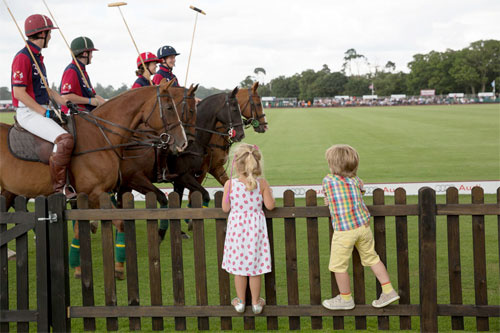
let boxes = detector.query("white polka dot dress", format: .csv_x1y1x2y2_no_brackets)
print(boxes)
222,179,271,276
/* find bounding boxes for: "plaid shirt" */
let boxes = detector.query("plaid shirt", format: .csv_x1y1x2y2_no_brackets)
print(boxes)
322,174,370,231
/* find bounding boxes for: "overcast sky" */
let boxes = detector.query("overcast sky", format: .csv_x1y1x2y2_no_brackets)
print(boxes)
1,0,499,91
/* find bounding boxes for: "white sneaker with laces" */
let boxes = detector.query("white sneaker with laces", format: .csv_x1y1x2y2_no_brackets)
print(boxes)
322,295,355,310
372,290,400,308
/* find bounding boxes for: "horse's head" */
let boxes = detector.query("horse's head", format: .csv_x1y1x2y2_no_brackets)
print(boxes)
237,82,268,133
216,87,245,142
169,84,198,143
142,79,188,153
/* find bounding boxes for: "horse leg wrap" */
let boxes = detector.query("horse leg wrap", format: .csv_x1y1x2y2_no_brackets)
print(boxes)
69,238,80,268
115,231,126,263
109,192,118,207
184,202,192,224
203,200,209,208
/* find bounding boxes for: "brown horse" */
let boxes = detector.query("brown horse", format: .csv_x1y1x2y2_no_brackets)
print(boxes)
116,84,198,208
0,79,187,209
195,82,268,186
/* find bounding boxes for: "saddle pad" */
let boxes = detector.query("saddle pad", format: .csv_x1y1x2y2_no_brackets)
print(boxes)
8,117,75,164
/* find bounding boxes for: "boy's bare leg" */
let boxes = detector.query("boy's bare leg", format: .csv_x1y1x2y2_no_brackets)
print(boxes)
334,272,351,294
370,260,390,284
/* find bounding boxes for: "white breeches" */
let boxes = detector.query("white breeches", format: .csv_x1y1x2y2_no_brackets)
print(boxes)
16,107,68,151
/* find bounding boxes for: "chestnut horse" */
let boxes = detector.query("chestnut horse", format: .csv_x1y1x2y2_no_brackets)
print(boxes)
195,82,268,186
116,84,199,209
0,79,187,210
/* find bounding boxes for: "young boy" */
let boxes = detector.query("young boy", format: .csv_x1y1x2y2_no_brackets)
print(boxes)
322,144,400,310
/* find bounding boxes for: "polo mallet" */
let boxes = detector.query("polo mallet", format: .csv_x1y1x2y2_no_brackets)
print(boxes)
108,2,152,85
184,5,206,87
2,0,63,122
42,0,94,97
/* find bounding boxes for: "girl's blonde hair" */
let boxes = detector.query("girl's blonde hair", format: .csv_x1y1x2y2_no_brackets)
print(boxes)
233,143,262,191
325,144,359,177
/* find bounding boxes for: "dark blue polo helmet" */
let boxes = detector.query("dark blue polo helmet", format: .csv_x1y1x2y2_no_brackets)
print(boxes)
157,45,180,59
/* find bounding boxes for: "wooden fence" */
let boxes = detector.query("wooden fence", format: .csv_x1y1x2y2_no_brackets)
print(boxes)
1,187,499,332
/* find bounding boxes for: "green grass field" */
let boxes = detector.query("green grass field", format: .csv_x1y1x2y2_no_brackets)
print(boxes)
3,104,500,332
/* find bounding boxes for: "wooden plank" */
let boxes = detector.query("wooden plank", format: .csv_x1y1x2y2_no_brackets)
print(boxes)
264,215,278,330
214,192,232,330
48,193,71,332
373,189,389,330
0,212,35,224
445,187,464,330
394,188,411,330
145,192,163,331
352,248,366,329
498,188,500,288
64,204,422,220
99,193,118,331
0,310,38,322
122,193,141,331
0,221,35,247
284,190,300,330
305,190,322,330
77,194,96,331
471,187,489,331
418,187,438,332
168,192,186,331
329,221,344,329
34,196,49,333
191,192,209,330
436,203,500,215
0,196,9,333
437,304,500,317
68,303,422,317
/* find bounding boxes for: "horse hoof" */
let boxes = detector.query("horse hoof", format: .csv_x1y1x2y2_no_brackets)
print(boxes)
90,221,99,234
181,231,190,239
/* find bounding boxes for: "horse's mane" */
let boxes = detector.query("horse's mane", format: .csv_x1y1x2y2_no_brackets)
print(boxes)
97,85,153,109
197,92,227,110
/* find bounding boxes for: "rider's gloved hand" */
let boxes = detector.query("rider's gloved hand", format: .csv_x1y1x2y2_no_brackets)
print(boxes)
45,109,67,126
66,101,79,114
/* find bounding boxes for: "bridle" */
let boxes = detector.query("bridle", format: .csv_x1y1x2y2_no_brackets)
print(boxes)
197,93,244,142
176,88,196,140
240,87,267,129
71,86,184,158
142,85,183,148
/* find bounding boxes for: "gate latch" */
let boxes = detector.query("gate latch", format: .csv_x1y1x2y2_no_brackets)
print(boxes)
38,212,58,223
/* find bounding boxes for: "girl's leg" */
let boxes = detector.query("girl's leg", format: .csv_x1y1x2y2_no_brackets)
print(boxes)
249,275,261,304
234,275,248,301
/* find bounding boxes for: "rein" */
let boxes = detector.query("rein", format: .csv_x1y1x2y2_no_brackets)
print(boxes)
176,88,196,140
72,87,181,158
196,93,244,140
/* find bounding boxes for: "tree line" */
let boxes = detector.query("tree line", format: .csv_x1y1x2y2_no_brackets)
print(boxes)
244,39,500,101
1,39,498,102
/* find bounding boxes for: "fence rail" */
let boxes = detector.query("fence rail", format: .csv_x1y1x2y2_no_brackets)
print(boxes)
1,186,499,332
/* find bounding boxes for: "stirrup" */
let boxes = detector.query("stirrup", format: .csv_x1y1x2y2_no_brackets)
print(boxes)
63,184,77,200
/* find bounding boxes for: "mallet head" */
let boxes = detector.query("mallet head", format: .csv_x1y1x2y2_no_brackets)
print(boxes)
108,2,127,7
189,5,206,15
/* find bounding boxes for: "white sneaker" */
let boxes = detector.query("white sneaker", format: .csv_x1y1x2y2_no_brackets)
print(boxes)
372,290,400,308
322,295,355,310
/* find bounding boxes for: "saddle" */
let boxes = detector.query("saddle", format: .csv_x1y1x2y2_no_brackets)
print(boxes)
7,116,76,165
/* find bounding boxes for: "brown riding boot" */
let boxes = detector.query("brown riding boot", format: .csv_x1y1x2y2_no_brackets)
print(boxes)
49,133,76,199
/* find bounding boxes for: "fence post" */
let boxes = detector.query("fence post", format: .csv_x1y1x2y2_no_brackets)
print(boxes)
35,196,50,332
47,193,71,332
418,187,437,332
0,195,9,333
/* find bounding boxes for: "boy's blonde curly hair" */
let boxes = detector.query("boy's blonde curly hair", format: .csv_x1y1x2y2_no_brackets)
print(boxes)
325,144,359,177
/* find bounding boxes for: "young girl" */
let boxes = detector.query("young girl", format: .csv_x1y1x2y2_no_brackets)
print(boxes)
222,143,275,314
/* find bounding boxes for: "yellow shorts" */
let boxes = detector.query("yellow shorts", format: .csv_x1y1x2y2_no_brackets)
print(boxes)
328,224,380,273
